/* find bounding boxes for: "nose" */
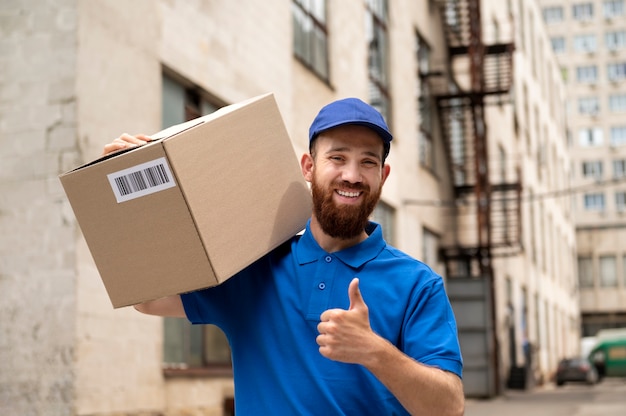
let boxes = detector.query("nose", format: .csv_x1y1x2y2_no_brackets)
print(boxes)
341,161,362,183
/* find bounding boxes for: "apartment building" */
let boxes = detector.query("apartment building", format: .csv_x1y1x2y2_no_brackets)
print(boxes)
0,1,578,414
539,0,626,336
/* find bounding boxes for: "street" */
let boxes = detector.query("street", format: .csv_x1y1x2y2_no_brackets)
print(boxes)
464,378,626,416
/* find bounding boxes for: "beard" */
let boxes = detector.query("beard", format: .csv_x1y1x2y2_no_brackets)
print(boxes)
310,174,382,240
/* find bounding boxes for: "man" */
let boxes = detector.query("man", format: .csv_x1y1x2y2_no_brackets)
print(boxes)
105,98,464,415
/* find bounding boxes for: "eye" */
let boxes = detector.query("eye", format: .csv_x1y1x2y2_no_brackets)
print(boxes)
362,159,379,167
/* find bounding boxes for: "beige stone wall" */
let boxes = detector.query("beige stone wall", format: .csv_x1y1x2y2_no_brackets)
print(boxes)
0,0,79,414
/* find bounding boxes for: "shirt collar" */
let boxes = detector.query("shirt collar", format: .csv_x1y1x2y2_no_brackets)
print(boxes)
295,219,386,268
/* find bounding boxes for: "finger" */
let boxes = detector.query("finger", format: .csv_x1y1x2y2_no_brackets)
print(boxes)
119,133,150,145
102,142,128,156
348,278,366,311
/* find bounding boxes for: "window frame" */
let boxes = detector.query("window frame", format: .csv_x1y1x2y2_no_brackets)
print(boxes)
578,256,594,288
161,72,233,376
582,160,603,179
417,32,435,172
603,0,625,18
576,65,598,83
543,6,564,24
365,0,391,123
572,2,594,21
292,0,329,82
583,193,606,211
610,126,626,146
609,94,626,112
573,34,598,53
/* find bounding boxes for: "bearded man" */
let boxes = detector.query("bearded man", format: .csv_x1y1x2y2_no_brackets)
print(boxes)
106,98,464,416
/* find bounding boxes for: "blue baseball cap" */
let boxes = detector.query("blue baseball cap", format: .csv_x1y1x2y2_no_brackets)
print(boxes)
308,98,393,155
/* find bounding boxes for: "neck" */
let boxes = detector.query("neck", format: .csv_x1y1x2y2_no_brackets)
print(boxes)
309,216,369,253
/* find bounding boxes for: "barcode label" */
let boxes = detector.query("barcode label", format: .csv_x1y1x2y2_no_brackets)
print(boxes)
107,157,177,203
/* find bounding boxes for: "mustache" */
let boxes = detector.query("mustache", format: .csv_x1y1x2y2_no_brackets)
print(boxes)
332,180,369,192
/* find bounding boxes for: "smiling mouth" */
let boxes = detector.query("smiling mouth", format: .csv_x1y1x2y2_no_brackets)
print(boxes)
336,189,362,198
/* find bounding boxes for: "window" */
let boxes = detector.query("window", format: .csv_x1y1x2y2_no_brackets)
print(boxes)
573,34,597,52
607,62,626,81
623,255,626,285
606,30,626,50
572,3,594,20
293,0,328,81
616,191,626,211
582,161,603,179
599,256,617,287
550,37,566,53
161,73,231,371
576,65,598,83
372,200,395,244
609,94,626,111
578,256,594,287
610,126,626,145
417,33,434,171
613,159,626,177
543,6,564,23
604,0,625,18
366,0,390,122
584,193,606,210
422,228,440,272
578,96,600,114
578,127,603,146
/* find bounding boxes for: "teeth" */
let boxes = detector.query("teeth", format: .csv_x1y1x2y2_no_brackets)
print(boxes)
337,190,360,198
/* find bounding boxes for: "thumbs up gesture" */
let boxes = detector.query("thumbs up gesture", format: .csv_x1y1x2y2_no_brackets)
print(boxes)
317,278,381,364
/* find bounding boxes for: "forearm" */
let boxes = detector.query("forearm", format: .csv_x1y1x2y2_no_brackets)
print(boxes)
362,336,464,416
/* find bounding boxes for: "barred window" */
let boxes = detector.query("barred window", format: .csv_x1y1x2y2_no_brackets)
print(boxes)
293,0,329,81
366,0,391,123
417,33,434,171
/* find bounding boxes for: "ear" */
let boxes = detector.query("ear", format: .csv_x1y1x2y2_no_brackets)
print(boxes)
301,153,314,183
381,163,391,185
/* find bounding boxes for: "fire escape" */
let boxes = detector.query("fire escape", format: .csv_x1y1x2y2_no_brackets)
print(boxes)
430,0,520,277
428,0,520,396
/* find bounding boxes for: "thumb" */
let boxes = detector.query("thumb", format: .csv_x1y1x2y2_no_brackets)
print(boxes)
348,278,366,311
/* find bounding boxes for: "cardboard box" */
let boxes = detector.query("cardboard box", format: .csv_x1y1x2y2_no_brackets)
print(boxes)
60,93,312,308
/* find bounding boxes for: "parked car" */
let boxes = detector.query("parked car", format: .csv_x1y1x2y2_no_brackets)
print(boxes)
555,357,598,386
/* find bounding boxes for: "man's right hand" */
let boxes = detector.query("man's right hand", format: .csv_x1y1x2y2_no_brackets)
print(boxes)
102,133,152,156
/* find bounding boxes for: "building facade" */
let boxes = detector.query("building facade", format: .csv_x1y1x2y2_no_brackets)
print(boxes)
539,0,626,336
0,0,578,414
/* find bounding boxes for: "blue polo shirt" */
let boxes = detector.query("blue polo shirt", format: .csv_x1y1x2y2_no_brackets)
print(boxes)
181,221,462,415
